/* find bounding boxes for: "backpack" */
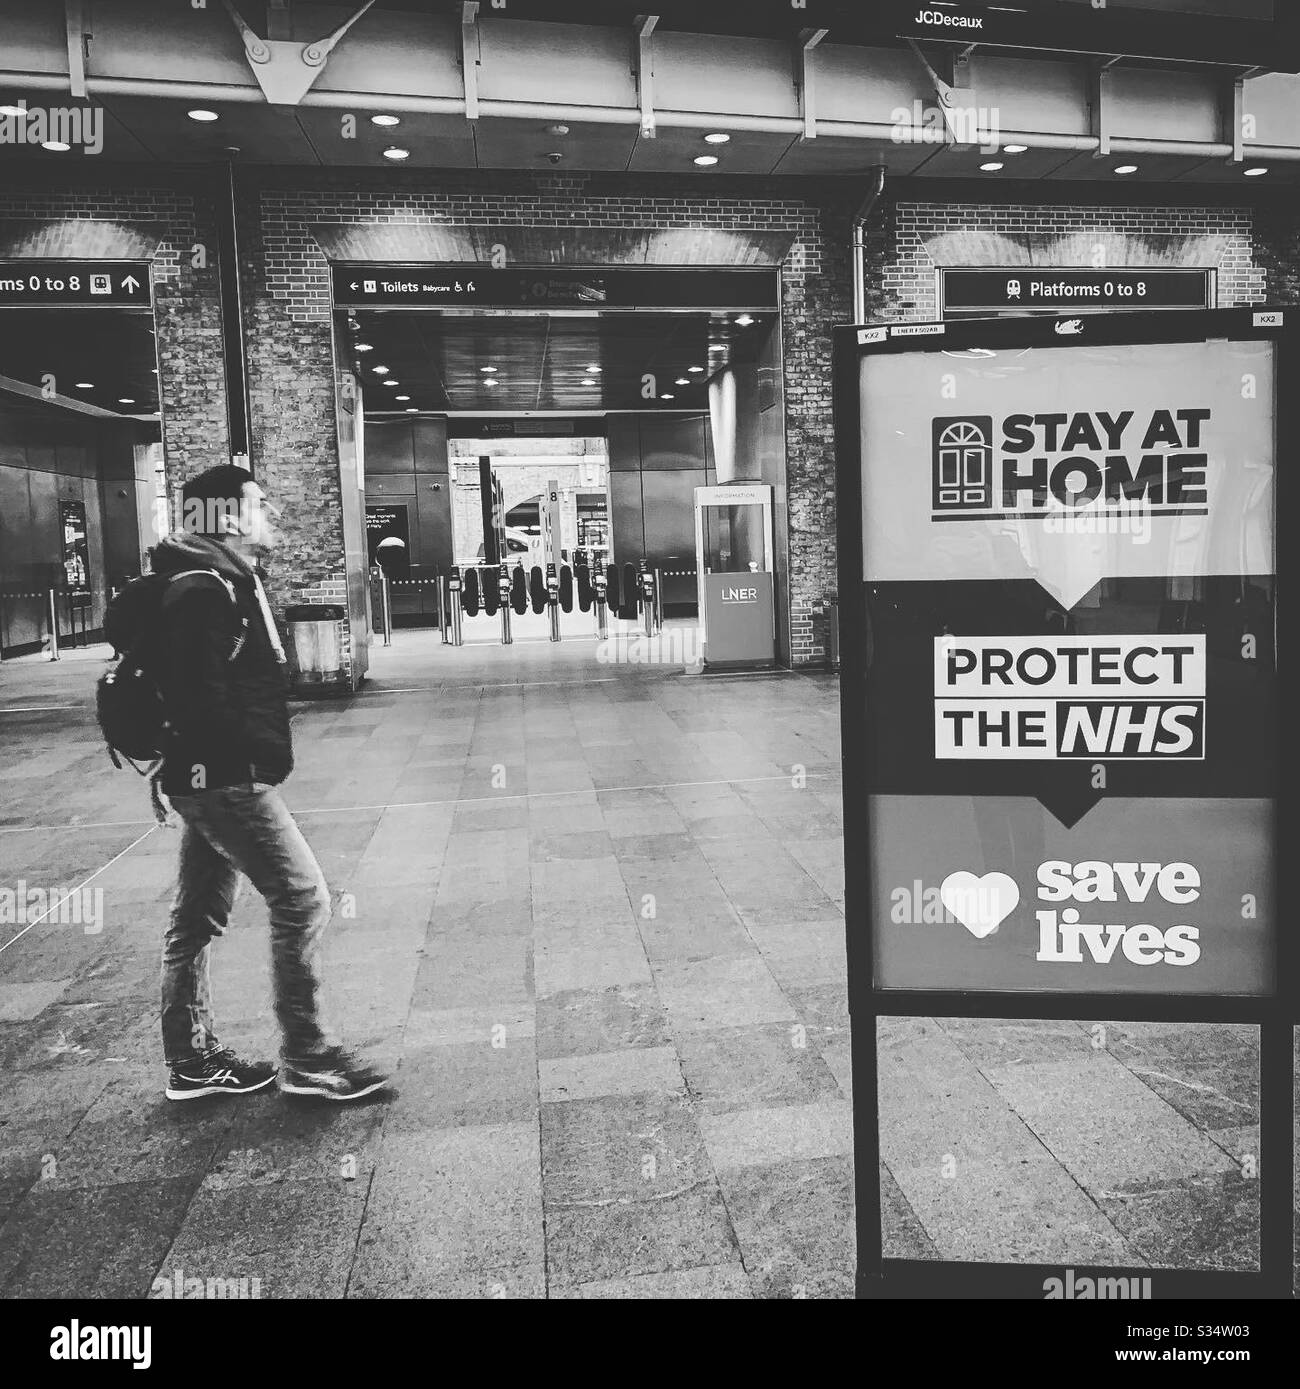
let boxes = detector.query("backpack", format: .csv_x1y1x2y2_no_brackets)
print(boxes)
96,569,236,785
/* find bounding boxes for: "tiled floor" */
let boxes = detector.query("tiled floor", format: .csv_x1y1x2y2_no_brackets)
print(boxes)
0,627,1285,1297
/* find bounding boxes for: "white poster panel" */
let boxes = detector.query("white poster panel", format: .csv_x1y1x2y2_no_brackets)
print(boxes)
860,339,1275,608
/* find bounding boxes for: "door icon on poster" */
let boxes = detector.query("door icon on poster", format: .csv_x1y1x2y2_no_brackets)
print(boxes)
934,417,992,510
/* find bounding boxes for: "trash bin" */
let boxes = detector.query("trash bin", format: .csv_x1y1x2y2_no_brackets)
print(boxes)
825,596,840,673
284,603,347,697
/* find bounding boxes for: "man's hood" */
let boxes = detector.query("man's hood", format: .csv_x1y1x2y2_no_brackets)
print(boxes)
151,532,256,583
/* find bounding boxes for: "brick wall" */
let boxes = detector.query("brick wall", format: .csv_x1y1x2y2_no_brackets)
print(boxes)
240,168,855,668
2,170,1295,677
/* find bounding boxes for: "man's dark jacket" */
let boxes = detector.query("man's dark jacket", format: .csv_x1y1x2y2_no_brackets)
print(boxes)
151,533,293,796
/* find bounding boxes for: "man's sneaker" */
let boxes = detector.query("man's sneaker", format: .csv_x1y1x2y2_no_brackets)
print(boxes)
166,1048,277,1101
279,1047,389,1102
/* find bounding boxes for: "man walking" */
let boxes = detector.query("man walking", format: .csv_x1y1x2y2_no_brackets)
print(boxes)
151,463,386,1103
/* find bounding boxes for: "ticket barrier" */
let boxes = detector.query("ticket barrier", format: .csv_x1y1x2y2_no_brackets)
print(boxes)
410,558,658,647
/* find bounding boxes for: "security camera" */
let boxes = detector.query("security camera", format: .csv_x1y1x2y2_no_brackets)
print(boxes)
546,151,563,165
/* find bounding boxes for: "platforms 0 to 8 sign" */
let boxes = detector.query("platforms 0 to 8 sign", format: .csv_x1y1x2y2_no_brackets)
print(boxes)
0,261,152,307
847,310,1281,996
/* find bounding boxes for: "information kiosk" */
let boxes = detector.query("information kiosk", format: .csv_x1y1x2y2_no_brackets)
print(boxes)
693,483,775,670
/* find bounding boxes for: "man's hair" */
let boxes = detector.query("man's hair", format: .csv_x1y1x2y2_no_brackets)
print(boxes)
179,464,255,537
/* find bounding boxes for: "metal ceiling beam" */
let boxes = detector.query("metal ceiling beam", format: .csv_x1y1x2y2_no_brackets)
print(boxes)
461,2,481,123
7,72,1300,164
1089,58,1122,160
219,0,378,106
905,39,974,146
796,28,829,142
634,14,658,139
1228,67,1272,165
64,0,87,100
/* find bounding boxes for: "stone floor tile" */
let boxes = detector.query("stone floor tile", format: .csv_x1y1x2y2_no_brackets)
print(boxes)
0,1177,197,1298
535,984,671,1060
718,1154,855,1299
156,1177,368,1298
656,956,796,1032
553,1261,752,1299
700,1098,853,1169
677,1023,840,1114
539,1046,684,1103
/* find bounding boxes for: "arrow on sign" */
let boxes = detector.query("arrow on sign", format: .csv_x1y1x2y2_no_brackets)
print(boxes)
350,282,359,290
121,275,140,293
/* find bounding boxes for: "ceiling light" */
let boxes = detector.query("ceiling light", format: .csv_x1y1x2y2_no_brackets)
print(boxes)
661,393,675,400
675,377,689,385
405,407,419,413
384,379,398,386
355,342,372,351
1113,164,1138,175
546,123,570,136
586,364,601,373
371,364,389,373
371,114,400,127
395,394,410,401
187,109,219,122
581,378,596,386
1002,144,1027,154
118,397,135,404
42,140,71,152
693,155,719,167
1244,165,1269,176
979,161,1003,171
74,381,93,389
704,132,731,145
0,104,26,117
382,146,410,161
483,378,498,386
688,365,704,373
480,365,497,373
735,314,754,326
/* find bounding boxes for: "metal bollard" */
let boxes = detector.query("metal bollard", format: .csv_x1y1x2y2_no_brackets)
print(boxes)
593,571,608,640
497,565,512,645
439,576,450,644
654,568,664,634
47,588,60,662
449,578,463,647
381,572,393,647
640,566,655,638
546,563,561,643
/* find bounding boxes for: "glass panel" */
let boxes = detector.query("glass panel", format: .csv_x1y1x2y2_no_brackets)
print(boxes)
701,503,767,575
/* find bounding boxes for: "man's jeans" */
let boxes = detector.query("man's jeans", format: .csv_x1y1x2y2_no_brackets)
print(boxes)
162,783,332,1066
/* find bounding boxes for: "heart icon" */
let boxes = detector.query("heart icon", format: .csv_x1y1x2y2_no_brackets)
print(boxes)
938,871,1020,939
